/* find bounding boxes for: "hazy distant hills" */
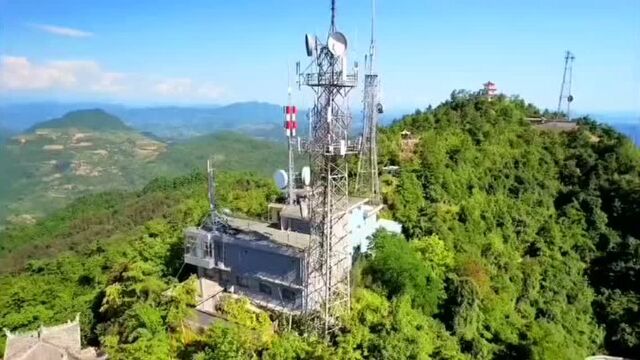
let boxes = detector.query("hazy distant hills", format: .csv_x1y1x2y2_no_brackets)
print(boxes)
26,109,131,132
116,101,304,140
1,110,167,226
0,127,12,143
0,109,287,227
0,101,306,140
612,123,640,145
588,112,640,145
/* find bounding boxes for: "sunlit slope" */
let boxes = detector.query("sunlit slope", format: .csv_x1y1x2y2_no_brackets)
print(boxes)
0,110,286,226
1,111,166,224
153,132,287,176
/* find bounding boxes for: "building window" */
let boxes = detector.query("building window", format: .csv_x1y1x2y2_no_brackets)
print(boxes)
236,276,249,288
259,282,272,295
203,240,213,258
281,288,296,302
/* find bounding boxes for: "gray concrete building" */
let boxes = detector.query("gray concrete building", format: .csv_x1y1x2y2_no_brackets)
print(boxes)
184,197,401,314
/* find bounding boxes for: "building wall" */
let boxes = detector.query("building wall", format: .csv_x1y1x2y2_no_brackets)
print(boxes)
349,205,379,251
218,240,302,284
281,217,310,234
203,236,304,311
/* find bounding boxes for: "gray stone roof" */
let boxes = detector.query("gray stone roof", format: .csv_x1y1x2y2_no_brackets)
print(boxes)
226,217,310,250
3,315,105,360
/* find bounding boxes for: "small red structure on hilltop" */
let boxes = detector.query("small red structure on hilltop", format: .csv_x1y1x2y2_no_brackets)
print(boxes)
483,81,497,99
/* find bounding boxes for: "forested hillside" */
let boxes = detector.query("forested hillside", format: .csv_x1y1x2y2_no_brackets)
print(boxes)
376,91,640,358
0,110,287,227
0,92,638,359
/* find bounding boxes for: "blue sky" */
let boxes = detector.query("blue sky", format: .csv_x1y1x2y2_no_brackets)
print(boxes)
0,0,638,113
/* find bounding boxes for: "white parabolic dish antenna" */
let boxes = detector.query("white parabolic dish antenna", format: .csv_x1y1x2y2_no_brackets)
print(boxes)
327,32,347,57
273,169,288,189
301,166,311,186
305,34,316,57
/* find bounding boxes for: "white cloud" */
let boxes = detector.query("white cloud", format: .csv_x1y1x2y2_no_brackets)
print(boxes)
0,55,224,102
153,78,193,96
0,56,122,91
0,56,78,90
197,83,224,99
91,72,127,93
30,23,93,38
153,78,223,99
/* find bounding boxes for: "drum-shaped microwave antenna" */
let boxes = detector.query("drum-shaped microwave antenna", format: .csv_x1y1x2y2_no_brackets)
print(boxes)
305,34,316,57
273,169,288,189
327,32,347,57
301,166,311,186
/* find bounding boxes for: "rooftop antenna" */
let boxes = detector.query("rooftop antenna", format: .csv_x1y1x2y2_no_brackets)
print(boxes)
300,0,358,335
207,159,216,223
557,50,575,120
205,159,230,230
330,0,336,32
355,0,381,203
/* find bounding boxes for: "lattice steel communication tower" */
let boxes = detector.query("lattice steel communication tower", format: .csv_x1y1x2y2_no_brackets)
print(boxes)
557,50,575,120
355,0,381,203
298,0,358,333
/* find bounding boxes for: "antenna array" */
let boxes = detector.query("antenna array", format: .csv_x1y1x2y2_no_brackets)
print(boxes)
355,0,381,203
557,50,575,120
299,0,358,334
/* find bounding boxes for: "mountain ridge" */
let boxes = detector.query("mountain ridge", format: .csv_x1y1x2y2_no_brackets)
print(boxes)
26,109,131,132
1,102,310,140
0,109,287,226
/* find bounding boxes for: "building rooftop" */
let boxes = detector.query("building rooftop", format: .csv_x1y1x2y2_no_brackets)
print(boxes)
225,217,310,250
3,315,104,360
534,120,578,132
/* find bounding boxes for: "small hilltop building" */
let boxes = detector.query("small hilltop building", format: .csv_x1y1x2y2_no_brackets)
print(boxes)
483,81,497,100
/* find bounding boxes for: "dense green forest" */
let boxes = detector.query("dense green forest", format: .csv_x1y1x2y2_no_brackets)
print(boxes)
0,92,638,359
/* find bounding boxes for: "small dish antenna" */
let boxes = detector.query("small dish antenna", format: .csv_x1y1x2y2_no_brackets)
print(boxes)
305,34,317,57
273,169,288,189
301,166,311,186
327,32,347,57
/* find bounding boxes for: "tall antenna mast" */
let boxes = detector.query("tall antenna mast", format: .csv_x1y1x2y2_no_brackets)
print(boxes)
355,0,381,202
300,0,357,334
369,0,375,70
285,65,296,205
207,159,216,222
330,0,336,32
557,50,575,120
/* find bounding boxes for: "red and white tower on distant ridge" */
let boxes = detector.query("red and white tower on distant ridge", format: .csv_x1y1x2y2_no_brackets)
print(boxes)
483,81,497,100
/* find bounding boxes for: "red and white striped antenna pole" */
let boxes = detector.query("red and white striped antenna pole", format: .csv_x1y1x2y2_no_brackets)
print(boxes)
284,68,298,204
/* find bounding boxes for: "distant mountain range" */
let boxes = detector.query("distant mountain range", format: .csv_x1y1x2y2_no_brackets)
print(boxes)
0,109,288,227
0,101,308,141
0,127,12,143
115,101,307,140
2,102,637,148
611,123,640,145
26,109,131,132
587,112,640,145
